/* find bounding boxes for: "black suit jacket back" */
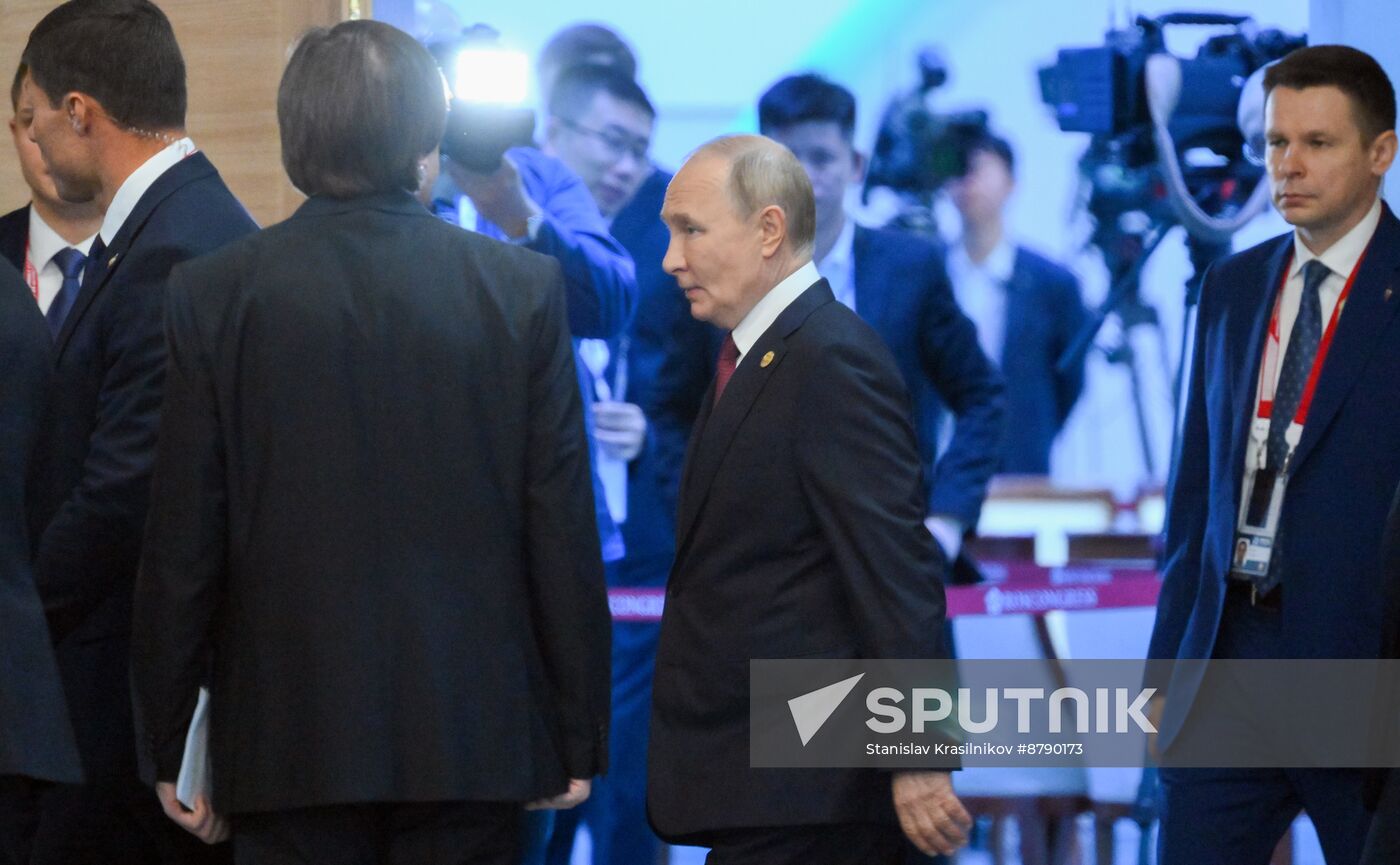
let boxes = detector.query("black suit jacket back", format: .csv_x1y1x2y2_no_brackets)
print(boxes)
0,259,80,783
131,192,612,815
648,280,950,844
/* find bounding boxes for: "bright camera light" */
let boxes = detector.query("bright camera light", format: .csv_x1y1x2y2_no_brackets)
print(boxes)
453,48,529,105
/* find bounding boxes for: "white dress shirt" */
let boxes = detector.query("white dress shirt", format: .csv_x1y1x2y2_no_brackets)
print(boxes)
1240,196,1381,481
816,217,857,313
731,260,821,367
99,137,197,244
947,235,1016,366
26,207,97,314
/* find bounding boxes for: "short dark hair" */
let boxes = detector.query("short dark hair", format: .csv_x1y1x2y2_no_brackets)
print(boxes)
11,63,25,113
1263,44,1396,142
540,24,637,80
22,0,186,130
964,134,1016,176
758,74,856,140
549,63,654,122
279,20,446,199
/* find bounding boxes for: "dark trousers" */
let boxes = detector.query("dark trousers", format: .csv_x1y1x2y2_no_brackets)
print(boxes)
1157,592,1372,865
704,823,911,865
234,802,521,865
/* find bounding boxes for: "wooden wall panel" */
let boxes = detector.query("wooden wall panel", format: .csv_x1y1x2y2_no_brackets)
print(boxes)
0,0,363,227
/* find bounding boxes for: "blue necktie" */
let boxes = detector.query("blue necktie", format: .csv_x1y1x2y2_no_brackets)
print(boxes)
46,246,88,338
1266,259,1329,471
1254,259,1329,596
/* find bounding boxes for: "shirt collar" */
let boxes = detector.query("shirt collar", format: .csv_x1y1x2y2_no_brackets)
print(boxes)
818,217,856,273
950,234,1016,284
731,260,821,362
27,206,97,269
1290,196,1382,281
99,137,196,244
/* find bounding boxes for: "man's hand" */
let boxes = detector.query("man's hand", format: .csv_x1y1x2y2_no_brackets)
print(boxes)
525,778,591,811
156,781,229,845
891,770,972,856
445,155,541,240
593,401,647,462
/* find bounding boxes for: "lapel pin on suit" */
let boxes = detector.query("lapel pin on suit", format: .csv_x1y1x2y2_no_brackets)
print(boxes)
760,350,775,368
1386,286,1393,302
109,254,120,268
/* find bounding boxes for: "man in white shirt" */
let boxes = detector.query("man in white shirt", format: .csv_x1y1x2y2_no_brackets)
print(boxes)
0,61,101,321
1147,44,1400,865
945,134,1089,475
12,2,256,862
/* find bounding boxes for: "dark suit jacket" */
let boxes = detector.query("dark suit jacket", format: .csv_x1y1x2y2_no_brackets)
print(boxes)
997,247,1089,475
851,226,1004,528
24,153,256,800
1147,205,1400,747
0,204,27,272
131,191,612,816
1364,482,1400,813
607,169,714,573
0,259,79,784
647,280,951,844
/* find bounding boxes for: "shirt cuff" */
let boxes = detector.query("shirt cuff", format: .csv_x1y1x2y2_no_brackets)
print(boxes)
924,515,964,561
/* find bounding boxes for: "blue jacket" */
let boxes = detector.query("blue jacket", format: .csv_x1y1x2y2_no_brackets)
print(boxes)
444,146,639,561
1148,204,1400,744
852,226,1005,528
996,247,1089,474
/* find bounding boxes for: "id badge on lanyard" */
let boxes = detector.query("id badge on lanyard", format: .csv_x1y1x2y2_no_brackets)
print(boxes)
1231,420,1295,578
1231,247,1363,580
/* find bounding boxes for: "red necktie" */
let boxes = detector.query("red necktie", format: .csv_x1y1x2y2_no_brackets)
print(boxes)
713,333,739,406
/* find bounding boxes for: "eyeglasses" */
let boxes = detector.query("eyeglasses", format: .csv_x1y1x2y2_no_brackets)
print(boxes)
559,117,650,164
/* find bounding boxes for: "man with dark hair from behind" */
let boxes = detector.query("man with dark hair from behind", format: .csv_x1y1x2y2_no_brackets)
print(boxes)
757,73,1004,575
131,19,610,862
1147,44,1400,864
945,133,1090,475
13,1,257,862
540,60,716,865
0,62,102,307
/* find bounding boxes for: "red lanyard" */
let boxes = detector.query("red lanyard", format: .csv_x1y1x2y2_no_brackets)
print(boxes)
1256,246,1366,426
22,237,38,302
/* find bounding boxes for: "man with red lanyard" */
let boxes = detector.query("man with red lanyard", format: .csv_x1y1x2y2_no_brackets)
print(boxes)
1146,44,1400,865
0,62,100,326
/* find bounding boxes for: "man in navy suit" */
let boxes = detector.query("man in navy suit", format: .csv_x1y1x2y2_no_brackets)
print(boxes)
540,62,716,865
14,2,257,862
758,74,1004,568
946,134,1089,475
0,259,81,865
0,61,102,304
1147,45,1400,865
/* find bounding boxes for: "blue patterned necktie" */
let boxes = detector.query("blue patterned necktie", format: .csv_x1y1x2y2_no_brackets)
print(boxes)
45,246,88,338
1266,259,1330,472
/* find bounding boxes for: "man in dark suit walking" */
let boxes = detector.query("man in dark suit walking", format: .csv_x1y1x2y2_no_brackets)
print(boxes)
0,259,81,865
13,2,257,862
946,134,1089,475
647,134,971,864
1362,482,1400,865
131,20,611,863
1147,45,1400,864
757,74,1004,570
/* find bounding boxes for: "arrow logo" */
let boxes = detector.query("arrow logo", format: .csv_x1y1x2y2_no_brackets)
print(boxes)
787,673,865,746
